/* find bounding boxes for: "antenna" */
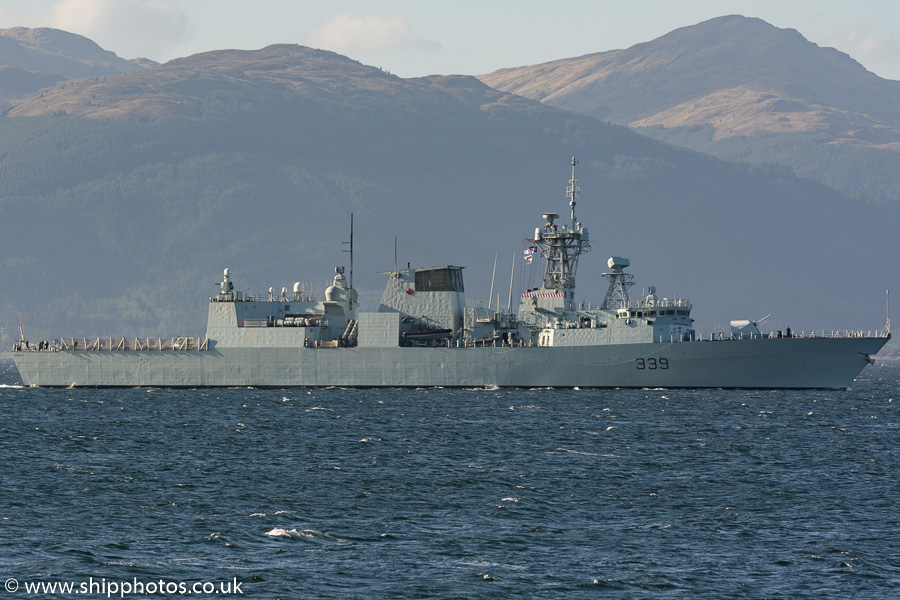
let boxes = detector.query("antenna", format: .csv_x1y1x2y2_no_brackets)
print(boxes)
567,156,580,226
349,213,353,291
394,236,398,276
529,160,591,297
342,213,354,291
488,251,497,311
18,308,25,343
884,290,891,337
507,250,515,313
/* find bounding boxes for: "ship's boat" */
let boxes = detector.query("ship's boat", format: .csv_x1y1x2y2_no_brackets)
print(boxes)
12,160,890,388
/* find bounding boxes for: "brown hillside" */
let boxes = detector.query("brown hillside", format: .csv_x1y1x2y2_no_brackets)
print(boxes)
6,44,531,121
479,15,900,149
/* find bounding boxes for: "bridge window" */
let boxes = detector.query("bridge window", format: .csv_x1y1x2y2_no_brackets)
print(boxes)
415,267,464,292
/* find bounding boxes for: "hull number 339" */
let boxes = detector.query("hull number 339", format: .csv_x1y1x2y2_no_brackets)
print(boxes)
636,357,669,370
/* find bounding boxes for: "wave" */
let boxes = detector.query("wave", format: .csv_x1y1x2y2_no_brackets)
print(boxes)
251,510,291,518
265,528,344,543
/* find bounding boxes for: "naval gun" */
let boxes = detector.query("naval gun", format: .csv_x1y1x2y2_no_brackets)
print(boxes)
730,313,772,338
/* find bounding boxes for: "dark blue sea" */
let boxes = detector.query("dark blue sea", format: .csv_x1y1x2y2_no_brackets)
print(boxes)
1,358,898,599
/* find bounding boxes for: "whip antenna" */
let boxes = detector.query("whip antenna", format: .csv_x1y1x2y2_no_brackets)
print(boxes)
567,156,580,226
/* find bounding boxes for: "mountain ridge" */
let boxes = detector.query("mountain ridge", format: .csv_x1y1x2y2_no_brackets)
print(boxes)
5,44,534,121
479,15,900,148
0,26,151,76
478,14,900,207
0,26,153,108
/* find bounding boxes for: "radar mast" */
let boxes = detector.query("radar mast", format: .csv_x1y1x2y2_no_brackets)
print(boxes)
528,157,591,302
601,257,635,310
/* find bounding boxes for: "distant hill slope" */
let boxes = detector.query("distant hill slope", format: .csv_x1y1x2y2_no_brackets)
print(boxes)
479,15,900,206
0,44,896,356
479,15,900,145
0,27,152,106
0,27,150,78
7,44,490,120
0,65,63,98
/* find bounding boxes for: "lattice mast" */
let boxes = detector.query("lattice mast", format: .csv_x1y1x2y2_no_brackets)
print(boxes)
530,157,591,299
601,258,635,310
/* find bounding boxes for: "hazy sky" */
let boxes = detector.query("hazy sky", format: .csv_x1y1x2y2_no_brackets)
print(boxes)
2,0,899,80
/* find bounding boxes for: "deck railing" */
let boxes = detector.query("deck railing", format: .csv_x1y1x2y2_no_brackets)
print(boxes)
13,328,888,352
580,298,693,311
679,330,890,343
44,337,210,351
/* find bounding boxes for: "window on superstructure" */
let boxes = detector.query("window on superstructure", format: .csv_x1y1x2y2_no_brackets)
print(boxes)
415,267,464,292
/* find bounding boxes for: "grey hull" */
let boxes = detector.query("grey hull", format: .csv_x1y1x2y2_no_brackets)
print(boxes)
13,335,887,389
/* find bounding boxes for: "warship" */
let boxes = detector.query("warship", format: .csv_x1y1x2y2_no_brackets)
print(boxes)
12,160,890,389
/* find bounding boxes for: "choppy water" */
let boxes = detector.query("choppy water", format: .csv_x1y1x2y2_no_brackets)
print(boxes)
1,359,898,599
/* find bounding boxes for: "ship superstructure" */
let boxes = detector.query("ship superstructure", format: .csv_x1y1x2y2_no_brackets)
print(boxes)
517,159,694,349
12,160,890,389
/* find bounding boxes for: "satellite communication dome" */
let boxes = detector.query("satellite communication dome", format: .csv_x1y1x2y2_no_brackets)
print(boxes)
325,285,346,302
